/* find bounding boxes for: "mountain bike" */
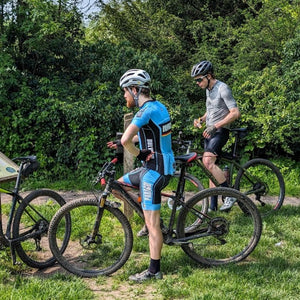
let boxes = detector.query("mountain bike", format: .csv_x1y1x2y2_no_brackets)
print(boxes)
185,128,285,216
0,155,71,269
48,154,262,278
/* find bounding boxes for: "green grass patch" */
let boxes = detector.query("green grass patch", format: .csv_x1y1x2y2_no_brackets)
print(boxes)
0,205,299,299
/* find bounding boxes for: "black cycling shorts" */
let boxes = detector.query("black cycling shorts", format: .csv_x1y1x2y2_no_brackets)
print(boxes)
204,128,229,156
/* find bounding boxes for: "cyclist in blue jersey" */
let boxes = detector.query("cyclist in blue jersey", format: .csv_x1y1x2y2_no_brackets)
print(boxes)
109,69,175,282
191,61,241,211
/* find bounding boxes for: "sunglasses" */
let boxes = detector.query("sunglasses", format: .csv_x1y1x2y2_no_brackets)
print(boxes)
195,76,206,83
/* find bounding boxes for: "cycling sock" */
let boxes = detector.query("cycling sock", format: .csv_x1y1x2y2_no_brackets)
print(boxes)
149,258,160,274
220,181,229,187
210,195,218,210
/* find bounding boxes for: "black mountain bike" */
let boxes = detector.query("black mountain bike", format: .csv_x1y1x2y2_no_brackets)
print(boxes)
182,128,285,216
48,154,262,278
0,155,70,268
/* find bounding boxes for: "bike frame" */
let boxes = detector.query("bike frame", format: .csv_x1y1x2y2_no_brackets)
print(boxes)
0,158,46,263
191,127,266,197
0,185,24,240
91,156,209,246
194,155,266,197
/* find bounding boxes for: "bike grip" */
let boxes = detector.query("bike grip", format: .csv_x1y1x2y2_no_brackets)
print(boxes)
111,158,118,164
100,178,106,185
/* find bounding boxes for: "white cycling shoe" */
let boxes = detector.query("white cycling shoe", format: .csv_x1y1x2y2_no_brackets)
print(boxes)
220,197,237,212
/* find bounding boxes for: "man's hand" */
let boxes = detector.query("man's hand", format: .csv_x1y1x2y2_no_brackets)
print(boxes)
203,125,217,138
107,140,122,150
194,118,204,128
136,149,152,161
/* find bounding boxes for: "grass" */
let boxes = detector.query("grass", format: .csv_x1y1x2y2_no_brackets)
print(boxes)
0,204,300,299
0,157,298,299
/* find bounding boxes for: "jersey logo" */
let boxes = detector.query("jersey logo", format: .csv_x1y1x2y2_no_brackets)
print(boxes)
161,121,172,136
136,108,146,118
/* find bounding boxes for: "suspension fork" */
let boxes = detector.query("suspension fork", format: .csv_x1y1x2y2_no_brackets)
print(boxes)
89,193,107,241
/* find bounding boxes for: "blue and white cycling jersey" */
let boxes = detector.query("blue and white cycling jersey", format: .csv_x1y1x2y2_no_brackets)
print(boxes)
132,100,175,176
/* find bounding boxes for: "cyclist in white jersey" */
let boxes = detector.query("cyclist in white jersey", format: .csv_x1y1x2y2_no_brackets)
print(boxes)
191,61,241,211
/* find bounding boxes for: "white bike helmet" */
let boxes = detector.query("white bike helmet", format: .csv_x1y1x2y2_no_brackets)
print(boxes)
191,60,213,78
119,69,151,89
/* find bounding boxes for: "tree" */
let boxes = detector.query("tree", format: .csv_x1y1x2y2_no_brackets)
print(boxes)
232,0,300,157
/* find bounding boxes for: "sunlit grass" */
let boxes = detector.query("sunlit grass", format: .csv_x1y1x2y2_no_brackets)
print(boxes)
0,196,299,299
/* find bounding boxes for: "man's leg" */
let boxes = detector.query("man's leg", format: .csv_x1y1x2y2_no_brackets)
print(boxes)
129,170,165,282
112,174,149,236
203,152,229,210
203,152,227,183
129,209,163,282
144,209,163,261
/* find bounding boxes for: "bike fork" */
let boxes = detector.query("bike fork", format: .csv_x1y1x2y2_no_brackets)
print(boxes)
85,196,106,245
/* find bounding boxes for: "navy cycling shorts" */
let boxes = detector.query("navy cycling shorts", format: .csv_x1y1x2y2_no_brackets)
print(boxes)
204,128,229,156
123,167,171,211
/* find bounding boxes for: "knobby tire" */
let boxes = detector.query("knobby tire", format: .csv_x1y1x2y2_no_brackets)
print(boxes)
13,189,71,269
177,187,262,266
48,198,133,278
234,158,285,216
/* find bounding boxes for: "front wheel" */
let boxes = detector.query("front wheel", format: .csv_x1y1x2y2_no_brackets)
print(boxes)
13,189,71,269
177,187,262,266
48,198,133,277
234,158,285,216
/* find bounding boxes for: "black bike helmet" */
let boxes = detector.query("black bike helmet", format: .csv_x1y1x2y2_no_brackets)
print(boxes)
191,60,213,78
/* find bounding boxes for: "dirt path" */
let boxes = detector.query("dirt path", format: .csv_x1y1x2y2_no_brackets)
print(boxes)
1,190,299,299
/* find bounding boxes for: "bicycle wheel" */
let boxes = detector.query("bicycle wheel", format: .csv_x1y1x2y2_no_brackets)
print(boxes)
48,198,133,277
234,158,285,216
176,187,262,266
162,172,207,211
12,189,71,269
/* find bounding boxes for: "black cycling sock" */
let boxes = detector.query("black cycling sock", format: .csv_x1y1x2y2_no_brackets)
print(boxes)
220,181,229,187
210,181,228,209
149,258,160,274
210,195,218,210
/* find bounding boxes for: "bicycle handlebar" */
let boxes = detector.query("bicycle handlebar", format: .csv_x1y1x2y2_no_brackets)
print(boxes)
96,158,118,186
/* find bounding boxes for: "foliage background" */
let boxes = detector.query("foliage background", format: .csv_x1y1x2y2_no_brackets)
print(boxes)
0,0,299,189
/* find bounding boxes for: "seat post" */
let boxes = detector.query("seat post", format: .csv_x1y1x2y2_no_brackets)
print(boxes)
176,163,187,196
232,133,239,158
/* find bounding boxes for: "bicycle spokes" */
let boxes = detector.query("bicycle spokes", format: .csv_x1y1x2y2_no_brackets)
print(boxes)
176,188,262,266
235,159,285,216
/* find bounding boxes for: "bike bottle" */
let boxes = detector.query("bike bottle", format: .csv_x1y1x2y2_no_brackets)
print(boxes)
223,165,230,185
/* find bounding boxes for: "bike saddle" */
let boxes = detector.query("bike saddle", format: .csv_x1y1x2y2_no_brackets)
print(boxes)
175,152,198,163
230,128,248,139
230,127,247,133
14,155,37,163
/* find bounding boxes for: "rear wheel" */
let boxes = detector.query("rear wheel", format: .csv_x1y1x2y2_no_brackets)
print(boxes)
161,172,208,232
48,198,133,277
234,158,285,216
162,172,207,212
13,189,71,269
177,187,262,266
